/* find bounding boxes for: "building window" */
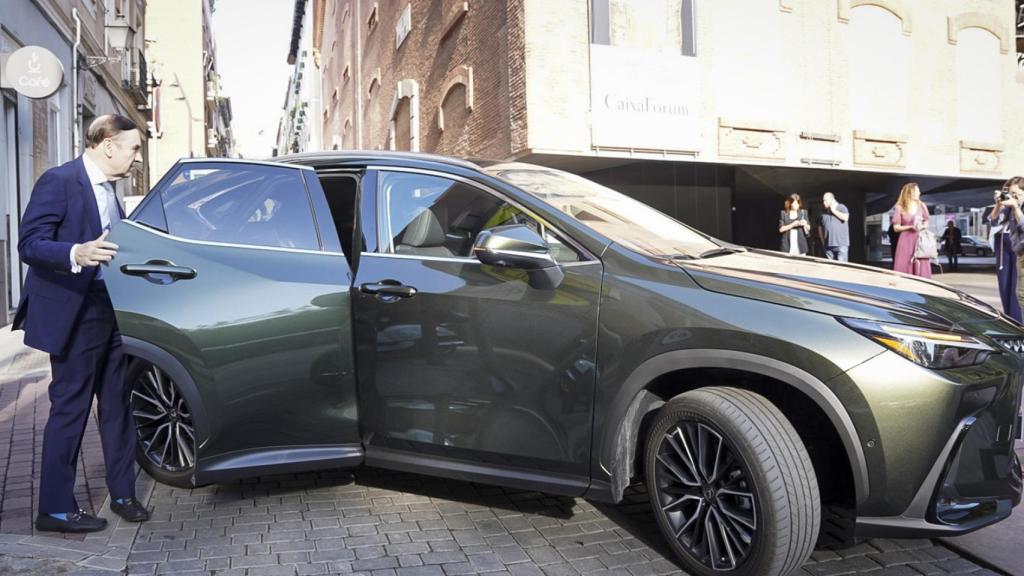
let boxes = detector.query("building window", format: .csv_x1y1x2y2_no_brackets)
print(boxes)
388,79,419,152
591,0,695,56
848,5,910,135
957,27,1002,144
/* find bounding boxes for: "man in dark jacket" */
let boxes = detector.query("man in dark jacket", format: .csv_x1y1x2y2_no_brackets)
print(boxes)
941,220,963,271
14,115,150,532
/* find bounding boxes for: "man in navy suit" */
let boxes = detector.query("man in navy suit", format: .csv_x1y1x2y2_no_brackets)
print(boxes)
15,114,150,532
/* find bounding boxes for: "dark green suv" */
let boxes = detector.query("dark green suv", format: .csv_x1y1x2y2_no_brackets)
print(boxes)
106,153,1023,576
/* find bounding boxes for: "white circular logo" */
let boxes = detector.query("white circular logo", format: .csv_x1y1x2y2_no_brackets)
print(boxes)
5,46,64,99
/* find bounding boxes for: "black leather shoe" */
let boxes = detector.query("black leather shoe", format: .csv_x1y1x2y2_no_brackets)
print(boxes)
35,510,108,533
110,497,150,522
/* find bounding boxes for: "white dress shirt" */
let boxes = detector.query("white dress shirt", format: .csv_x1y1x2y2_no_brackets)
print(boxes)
70,154,122,274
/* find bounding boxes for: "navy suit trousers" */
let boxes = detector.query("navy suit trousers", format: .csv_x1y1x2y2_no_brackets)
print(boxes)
39,281,135,514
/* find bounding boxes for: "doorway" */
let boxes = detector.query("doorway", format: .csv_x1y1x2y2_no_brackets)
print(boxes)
0,91,19,320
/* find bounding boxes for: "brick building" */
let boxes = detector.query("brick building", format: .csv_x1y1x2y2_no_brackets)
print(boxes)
314,0,1024,261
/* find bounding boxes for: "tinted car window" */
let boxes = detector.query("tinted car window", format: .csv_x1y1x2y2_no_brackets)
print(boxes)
379,171,580,262
161,164,320,251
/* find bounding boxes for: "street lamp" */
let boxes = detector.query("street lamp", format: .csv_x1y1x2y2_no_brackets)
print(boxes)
83,16,135,68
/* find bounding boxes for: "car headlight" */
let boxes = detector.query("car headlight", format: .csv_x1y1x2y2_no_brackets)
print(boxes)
840,318,996,369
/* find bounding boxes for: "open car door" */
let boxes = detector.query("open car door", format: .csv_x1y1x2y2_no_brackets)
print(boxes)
103,159,360,485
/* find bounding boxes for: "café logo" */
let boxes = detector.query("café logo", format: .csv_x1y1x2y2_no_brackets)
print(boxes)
3,46,64,99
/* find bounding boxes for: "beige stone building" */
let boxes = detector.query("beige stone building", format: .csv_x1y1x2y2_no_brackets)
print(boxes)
315,0,1024,261
146,0,234,183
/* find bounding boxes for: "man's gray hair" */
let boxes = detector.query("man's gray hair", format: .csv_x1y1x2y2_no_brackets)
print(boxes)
85,114,139,148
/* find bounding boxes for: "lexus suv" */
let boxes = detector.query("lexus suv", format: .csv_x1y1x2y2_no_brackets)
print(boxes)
104,152,1023,576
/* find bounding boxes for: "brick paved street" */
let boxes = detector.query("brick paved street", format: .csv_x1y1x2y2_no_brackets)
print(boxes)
0,323,1010,575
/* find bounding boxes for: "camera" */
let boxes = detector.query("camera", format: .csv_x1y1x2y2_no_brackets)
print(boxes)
1000,190,1011,201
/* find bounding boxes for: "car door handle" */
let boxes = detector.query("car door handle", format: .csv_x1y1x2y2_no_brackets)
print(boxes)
359,281,417,299
121,261,197,281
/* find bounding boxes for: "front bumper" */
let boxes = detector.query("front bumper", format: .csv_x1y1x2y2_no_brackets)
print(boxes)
852,353,1023,538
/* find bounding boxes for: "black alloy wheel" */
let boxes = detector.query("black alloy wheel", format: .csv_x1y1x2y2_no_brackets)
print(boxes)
654,421,757,571
129,360,196,487
645,387,820,576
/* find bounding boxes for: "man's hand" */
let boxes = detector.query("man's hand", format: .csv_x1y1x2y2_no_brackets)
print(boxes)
73,230,118,268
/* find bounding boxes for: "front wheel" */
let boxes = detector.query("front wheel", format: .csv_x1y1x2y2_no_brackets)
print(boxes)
128,359,197,487
645,387,820,576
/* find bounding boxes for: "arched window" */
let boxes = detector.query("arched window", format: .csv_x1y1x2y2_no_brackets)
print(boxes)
956,27,1002,144
712,0,788,123
388,79,419,152
848,5,910,136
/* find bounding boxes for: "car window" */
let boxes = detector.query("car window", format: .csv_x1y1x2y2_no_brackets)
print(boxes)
160,163,320,251
378,171,581,263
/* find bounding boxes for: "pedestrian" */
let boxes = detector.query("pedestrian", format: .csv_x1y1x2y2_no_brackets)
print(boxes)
817,192,850,261
13,115,151,532
990,177,1024,321
891,182,932,278
778,193,810,255
940,220,962,271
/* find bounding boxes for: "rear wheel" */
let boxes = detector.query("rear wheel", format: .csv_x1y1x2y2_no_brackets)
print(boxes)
128,359,196,487
645,387,820,576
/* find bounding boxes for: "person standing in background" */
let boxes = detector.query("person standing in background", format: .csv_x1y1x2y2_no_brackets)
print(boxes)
778,193,810,255
891,183,932,278
941,220,962,272
818,192,850,261
990,177,1024,322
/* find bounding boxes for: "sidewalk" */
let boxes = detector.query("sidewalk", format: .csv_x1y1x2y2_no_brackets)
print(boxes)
0,327,149,574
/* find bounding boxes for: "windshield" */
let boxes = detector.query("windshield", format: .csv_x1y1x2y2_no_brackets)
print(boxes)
486,164,721,257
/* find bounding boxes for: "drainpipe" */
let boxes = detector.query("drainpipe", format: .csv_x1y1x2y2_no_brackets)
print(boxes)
72,8,82,156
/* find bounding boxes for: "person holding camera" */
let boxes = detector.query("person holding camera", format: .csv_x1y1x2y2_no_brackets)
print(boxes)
989,177,1024,320
779,193,810,255
891,182,932,278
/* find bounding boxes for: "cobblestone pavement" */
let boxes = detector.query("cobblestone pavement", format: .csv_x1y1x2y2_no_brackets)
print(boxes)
115,468,1002,576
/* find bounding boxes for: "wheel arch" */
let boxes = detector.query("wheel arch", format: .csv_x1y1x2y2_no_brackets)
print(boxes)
123,336,212,453
589,349,868,508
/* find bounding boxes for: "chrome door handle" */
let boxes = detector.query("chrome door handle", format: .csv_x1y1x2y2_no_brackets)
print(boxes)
359,281,417,299
121,261,197,281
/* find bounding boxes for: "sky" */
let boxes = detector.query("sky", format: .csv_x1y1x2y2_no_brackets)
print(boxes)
212,0,295,159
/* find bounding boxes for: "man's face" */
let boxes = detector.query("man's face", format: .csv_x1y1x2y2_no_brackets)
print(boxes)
102,129,143,180
823,193,835,207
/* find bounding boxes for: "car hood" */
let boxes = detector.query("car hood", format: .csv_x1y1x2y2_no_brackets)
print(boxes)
675,250,1022,336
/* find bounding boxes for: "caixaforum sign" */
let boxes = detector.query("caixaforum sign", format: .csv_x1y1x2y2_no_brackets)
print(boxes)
589,44,700,152
0,46,64,99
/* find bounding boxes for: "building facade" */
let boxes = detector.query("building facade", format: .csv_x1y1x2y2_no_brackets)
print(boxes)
275,0,323,156
316,0,1024,262
145,0,234,183
1,0,150,320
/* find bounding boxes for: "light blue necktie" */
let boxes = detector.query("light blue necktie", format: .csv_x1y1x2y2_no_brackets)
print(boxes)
97,183,119,280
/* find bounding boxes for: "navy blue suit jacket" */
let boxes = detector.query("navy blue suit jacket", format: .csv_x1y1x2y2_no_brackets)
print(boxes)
13,156,123,356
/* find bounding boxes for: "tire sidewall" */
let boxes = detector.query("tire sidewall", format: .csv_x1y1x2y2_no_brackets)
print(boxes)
645,398,779,576
126,359,196,488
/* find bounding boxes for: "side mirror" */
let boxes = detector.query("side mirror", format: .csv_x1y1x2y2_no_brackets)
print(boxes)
472,224,564,290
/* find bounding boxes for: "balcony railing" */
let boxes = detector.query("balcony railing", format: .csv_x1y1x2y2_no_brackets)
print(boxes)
122,48,148,106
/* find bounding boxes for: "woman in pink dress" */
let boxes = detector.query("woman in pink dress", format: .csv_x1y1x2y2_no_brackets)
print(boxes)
892,182,932,278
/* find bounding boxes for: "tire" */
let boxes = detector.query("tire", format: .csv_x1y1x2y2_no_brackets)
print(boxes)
977,249,988,257
644,387,820,576
127,359,197,488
